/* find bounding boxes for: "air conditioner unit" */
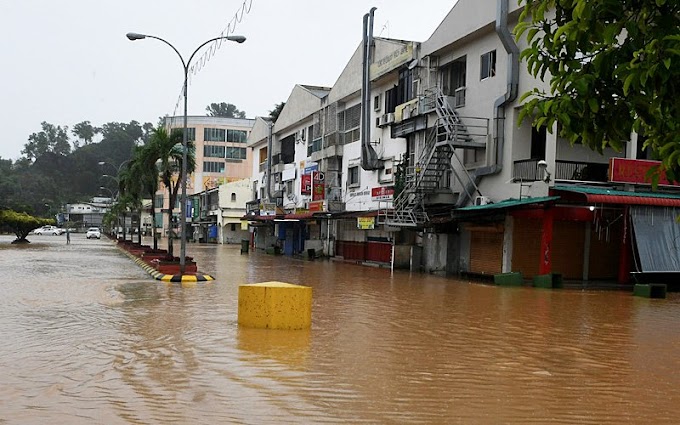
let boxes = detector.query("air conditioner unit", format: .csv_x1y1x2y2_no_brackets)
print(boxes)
474,195,491,206
385,112,395,124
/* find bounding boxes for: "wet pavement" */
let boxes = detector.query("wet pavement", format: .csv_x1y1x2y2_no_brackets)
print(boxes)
1,233,680,424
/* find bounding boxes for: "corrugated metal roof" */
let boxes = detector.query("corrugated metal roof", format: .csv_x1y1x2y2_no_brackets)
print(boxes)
554,186,680,207
456,196,560,211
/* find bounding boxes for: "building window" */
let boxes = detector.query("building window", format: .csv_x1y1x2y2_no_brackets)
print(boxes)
185,127,196,141
204,145,226,158
231,223,236,231
231,193,236,202
379,159,394,183
226,146,247,160
286,180,293,194
480,50,496,80
155,194,164,207
348,166,360,187
227,129,247,143
203,161,225,173
441,56,466,107
373,94,382,112
338,104,361,145
154,213,163,228
204,128,226,142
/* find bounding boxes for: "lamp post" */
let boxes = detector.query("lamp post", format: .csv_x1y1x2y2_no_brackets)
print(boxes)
126,32,245,274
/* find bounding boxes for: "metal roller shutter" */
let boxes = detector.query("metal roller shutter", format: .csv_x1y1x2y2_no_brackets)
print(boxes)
552,221,585,280
470,230,503,275
512,217,541,278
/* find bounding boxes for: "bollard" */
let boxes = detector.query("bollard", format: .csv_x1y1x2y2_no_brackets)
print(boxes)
238,281,312,330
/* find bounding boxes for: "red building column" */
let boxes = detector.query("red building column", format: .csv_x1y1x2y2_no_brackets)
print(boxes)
539,207,554,275
618,206,631,284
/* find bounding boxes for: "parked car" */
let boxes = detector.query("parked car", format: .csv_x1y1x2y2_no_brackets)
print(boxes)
33,226,65,235
86,227,101,239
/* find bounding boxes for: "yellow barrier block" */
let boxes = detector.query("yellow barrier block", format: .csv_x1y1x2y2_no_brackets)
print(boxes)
238,281,312,330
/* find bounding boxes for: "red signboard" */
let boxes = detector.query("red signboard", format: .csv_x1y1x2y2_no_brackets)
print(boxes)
308,200,325,212
609,158,679,186
301,173,312,195
371,186,395,200
312,171,325,201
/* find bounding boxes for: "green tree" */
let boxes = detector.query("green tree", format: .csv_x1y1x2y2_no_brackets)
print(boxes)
516,0,680,181
205,102,246,118
151,126,195,256
268,102,286,122
0,209,53,243
72,121,98,148
22,121,71,161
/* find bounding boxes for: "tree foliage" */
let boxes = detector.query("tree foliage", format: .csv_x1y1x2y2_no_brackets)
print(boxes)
516,0,680,181
0,209,53,243
22,122,71,161
268,102,286,122
72,121,98,148
150,126,195,255
205,102,246,118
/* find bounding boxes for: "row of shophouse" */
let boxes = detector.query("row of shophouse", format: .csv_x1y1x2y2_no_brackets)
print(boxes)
157,0,680,285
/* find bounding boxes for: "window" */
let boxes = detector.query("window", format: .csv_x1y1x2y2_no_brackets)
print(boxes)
226,146,247,160
348,166,360,187
154,213,163,228
442,56,466,107
286,180,293,194
373,94,382,112
231,193,236,202
480,50,496,80
338,104,361,145
281,134,295,164
155,194,164,207
204,145,226,158
231,223,236,231
185,127,196,141
204,128,226,142
379,159,394,183
203,161,225,173
227,129,247,143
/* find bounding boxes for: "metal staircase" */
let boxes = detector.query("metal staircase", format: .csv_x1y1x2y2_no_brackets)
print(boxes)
384,87,485,227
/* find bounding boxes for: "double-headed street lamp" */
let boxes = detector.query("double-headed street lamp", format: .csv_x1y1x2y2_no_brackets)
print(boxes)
126,32,245,274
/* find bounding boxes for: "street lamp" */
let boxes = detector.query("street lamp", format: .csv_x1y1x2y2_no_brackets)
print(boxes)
126,31,245,274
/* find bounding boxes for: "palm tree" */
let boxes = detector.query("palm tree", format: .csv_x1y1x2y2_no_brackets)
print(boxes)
151,126,195,257
131,143,162,250
118,162,145,245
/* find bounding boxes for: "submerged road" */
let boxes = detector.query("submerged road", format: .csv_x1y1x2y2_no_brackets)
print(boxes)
1,234,680,424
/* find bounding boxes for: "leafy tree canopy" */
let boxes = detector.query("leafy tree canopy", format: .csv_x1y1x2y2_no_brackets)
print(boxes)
72,121,98,148
205,102,246,118
516,0,680,181
22,121,71,161
0,209,53,243
268,102,286,122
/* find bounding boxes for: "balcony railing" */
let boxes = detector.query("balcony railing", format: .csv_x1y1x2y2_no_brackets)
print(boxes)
513,159,610,183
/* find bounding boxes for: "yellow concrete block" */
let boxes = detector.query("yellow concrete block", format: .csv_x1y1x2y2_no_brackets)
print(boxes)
238,281,312,330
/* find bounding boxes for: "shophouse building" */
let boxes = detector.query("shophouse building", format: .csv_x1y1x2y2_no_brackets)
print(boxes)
245,0,680,284
157,115,255,239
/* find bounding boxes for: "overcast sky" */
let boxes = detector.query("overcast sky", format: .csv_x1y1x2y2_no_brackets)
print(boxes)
0,0,457,160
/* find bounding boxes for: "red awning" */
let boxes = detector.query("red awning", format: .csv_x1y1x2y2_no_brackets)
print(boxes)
284,212,317,220
585,194,680,207
553,186,680,207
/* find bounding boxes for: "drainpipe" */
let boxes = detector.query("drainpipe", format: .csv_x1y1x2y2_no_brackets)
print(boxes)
266,120,274,202
361,7,383,171
456,0,519,207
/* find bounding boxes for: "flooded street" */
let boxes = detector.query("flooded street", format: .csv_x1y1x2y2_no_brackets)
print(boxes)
1,234,680,424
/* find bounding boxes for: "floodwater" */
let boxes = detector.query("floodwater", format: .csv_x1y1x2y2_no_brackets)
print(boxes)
1,234,680,424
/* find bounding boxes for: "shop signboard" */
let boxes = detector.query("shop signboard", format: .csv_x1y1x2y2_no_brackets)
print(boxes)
609,158,680,186
357,217,375,230
371,186,395,200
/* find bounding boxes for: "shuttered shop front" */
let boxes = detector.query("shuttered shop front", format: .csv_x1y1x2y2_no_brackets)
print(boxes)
469,228,503,275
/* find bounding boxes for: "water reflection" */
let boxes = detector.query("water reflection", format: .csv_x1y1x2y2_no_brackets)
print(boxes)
1,235,680,423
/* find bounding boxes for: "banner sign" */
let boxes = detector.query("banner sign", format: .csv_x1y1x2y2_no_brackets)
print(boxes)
357,217,375,230
312,171,325,201
309,200,325,212
301,173,312,195
609,158,680,186
371,186,395,200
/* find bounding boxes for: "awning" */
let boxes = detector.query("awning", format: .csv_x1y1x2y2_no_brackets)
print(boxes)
455,196,560,212
630,206,680,272
221,217,246,224
554,186,680,207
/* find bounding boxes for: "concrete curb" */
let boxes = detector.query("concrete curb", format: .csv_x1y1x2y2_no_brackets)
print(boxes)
118,246,215,283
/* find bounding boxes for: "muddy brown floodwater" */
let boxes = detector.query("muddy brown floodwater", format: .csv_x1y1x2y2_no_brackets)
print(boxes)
1,234,679,424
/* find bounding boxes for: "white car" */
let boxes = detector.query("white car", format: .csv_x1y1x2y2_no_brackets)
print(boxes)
86,227,101,239
33,226,65,235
